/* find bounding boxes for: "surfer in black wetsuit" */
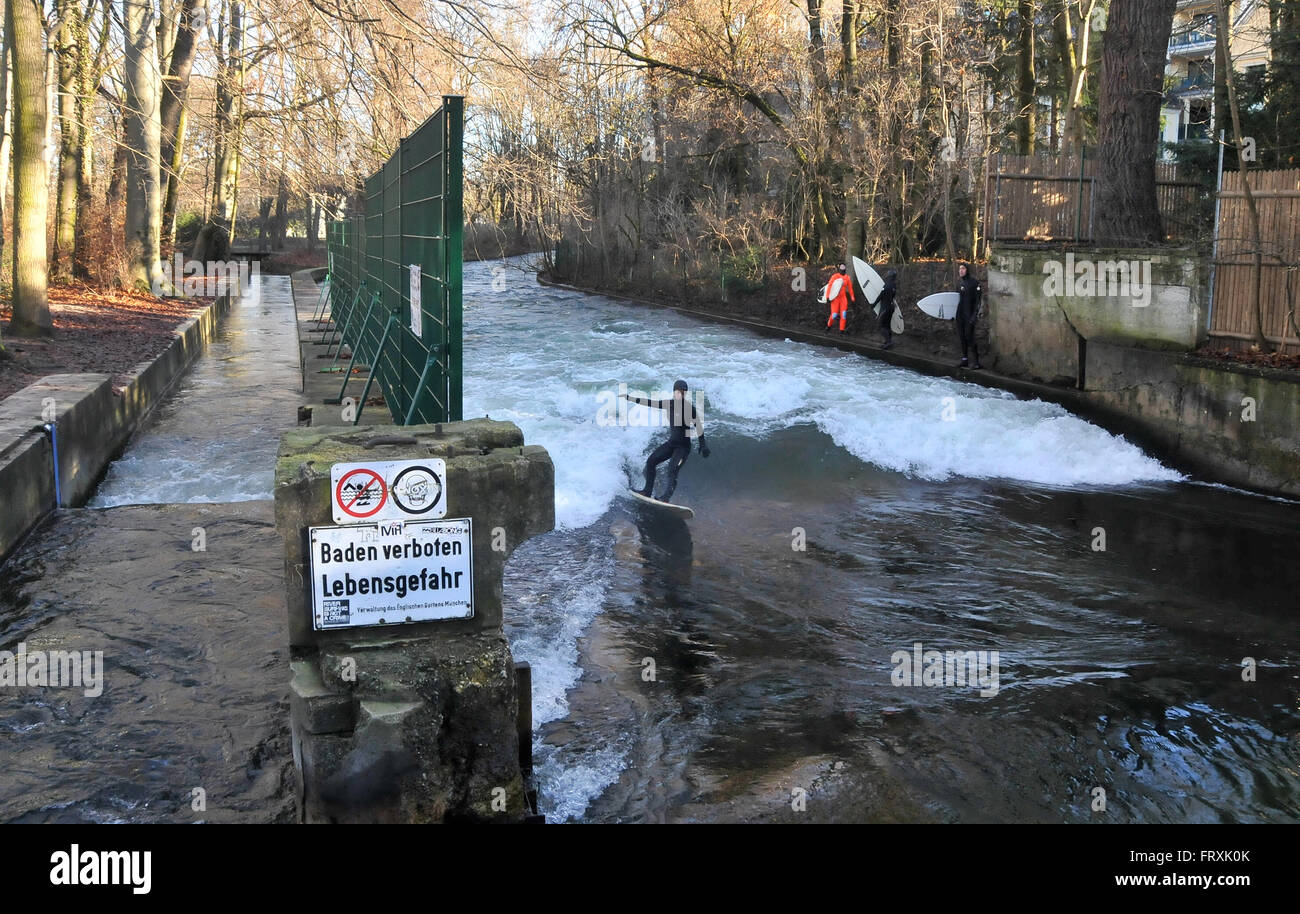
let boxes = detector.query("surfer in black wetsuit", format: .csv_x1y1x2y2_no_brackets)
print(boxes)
620,379,710,503
956,263,984,369
876,270,898,350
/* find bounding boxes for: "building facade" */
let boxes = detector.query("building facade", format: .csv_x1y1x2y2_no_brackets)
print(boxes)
1160,0,1271,146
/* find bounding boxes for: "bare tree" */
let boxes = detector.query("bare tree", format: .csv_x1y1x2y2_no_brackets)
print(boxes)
124,0,164,289
6,0,51,336
1056,0,1098,154
192,0,243,261
160,0,206,245
53,0,81,280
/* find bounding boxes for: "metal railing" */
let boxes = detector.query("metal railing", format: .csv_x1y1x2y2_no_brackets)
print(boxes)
322,95,464,426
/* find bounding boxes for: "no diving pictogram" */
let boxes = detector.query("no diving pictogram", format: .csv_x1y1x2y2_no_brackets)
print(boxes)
335,468,387,519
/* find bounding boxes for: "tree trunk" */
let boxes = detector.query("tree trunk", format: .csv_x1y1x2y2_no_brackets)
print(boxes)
53,0,79,281
1094,0,1178,244
272,174,289,250
193,1,243,262
1061,0,1097,154
160,0,205,245
106,125,128,210
0,26,13,271
72,0,95,279
257,193,272,247
6,0,51,336
305,195,318,253
805,0,832,100
123,0,164,290
1016,0,1038,154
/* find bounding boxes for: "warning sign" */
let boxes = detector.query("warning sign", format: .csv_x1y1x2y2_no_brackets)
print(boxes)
409,263,423,338
309,518,474,628
330,459,447,524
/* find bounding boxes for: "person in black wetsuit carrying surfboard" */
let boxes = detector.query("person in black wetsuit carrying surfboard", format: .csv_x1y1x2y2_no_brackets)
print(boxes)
620,379,710,503
956,263,984,370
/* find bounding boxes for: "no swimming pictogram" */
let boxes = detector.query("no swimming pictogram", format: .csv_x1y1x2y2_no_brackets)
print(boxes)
335,468,388,519
330,459,448,524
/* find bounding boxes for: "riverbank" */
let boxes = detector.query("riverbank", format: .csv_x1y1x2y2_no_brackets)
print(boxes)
0,288,236,563
537,272,1300,500
0,287,211,400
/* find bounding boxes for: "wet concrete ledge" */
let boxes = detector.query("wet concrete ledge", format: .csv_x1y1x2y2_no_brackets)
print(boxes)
0,290,236,563
291,269,394,429
536,274,1300,500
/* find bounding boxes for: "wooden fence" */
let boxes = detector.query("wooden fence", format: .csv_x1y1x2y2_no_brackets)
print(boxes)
1211,168,1300,354
984,153,1209,245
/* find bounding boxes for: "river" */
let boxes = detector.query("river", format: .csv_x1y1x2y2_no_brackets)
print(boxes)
3,264,1296,824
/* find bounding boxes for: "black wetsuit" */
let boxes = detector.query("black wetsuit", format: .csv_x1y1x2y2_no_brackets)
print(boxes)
956,273,982,365
627,394,703,502
876,276,898,347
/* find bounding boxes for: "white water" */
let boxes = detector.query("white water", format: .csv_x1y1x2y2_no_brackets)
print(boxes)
89,277,302,507
466,269,1179,534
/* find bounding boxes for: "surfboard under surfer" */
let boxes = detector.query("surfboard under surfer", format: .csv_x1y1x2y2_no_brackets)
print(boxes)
620,379,710,503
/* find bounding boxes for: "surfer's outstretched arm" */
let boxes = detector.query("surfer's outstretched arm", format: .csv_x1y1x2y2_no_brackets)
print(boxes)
620,392,670,411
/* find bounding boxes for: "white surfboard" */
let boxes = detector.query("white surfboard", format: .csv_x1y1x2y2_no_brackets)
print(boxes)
917,291,961,320
851,257,885,309
818,276,844,305
626,489,695,519
891,308,904,334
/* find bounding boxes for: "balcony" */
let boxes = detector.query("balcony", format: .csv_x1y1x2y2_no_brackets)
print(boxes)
1169,14,1216,55
1174,71,1215,95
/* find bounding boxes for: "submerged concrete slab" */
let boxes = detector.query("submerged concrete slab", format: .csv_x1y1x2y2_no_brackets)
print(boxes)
0,501,293,823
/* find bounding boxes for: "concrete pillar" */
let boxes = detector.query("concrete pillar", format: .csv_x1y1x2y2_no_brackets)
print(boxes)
275,419,554,823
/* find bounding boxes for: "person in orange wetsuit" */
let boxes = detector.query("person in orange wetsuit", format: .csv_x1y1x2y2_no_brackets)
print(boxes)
823,263,855,333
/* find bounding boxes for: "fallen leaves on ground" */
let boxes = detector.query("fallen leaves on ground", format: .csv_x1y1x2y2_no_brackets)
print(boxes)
1193,345,1300,373
0,284,211,400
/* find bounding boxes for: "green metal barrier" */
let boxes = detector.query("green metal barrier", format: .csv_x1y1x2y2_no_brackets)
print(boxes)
324,95,464,425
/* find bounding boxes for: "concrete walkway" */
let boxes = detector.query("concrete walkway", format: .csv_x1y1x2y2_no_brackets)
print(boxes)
292,270,393,428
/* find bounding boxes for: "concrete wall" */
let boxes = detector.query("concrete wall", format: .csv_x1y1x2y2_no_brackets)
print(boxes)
1084,341,1300,495
988,246,1209,384
0,292,235,563
986,245,1300,495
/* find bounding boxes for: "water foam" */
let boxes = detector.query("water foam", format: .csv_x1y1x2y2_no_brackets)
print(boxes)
466,267,1179,520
